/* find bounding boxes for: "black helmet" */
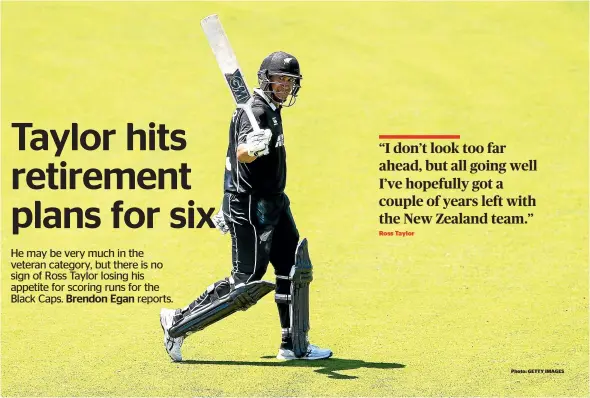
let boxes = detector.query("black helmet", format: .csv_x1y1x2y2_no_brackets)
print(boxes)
257,51,302,107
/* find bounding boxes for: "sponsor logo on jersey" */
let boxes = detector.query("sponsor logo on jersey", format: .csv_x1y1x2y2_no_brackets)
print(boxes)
272,117,278,126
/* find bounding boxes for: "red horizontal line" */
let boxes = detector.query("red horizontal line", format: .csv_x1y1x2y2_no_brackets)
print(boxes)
379,134,461,139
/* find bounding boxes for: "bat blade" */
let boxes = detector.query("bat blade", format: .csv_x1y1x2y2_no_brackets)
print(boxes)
201,14,252,105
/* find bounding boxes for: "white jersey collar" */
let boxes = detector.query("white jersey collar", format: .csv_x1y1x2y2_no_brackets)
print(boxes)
253,88,277,111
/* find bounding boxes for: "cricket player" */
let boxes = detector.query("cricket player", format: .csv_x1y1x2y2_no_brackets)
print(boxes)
160,51,332,362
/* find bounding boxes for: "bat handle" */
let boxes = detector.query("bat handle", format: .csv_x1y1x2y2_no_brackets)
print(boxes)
239,99,262,133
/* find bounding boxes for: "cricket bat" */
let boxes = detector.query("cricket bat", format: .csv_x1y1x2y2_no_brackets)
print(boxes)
200,14,261,133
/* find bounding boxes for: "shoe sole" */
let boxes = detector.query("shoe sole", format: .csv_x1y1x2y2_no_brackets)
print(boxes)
276,351,333,360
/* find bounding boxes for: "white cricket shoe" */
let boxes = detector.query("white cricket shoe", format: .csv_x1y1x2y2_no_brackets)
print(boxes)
160,308,184,362
277,343,333,360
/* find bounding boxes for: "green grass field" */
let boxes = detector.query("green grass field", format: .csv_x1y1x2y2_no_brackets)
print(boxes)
1,1,588,396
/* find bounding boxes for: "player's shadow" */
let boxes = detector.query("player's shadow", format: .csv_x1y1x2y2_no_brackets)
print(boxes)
180,357,405,380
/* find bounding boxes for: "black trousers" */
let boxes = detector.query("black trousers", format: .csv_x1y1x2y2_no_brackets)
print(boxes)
177,192,299,345
223,192,299,284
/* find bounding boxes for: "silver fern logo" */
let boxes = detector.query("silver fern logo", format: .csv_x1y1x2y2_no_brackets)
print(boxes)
275,134,284,147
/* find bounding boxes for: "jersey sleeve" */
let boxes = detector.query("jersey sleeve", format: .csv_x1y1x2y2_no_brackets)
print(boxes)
236,105,267,145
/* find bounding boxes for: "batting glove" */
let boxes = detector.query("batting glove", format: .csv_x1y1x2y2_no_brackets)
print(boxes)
246,129,272,157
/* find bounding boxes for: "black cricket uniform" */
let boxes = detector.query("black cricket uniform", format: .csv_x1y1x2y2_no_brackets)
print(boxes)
177,89,298,345
222,89,299,285
224,91,287,197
